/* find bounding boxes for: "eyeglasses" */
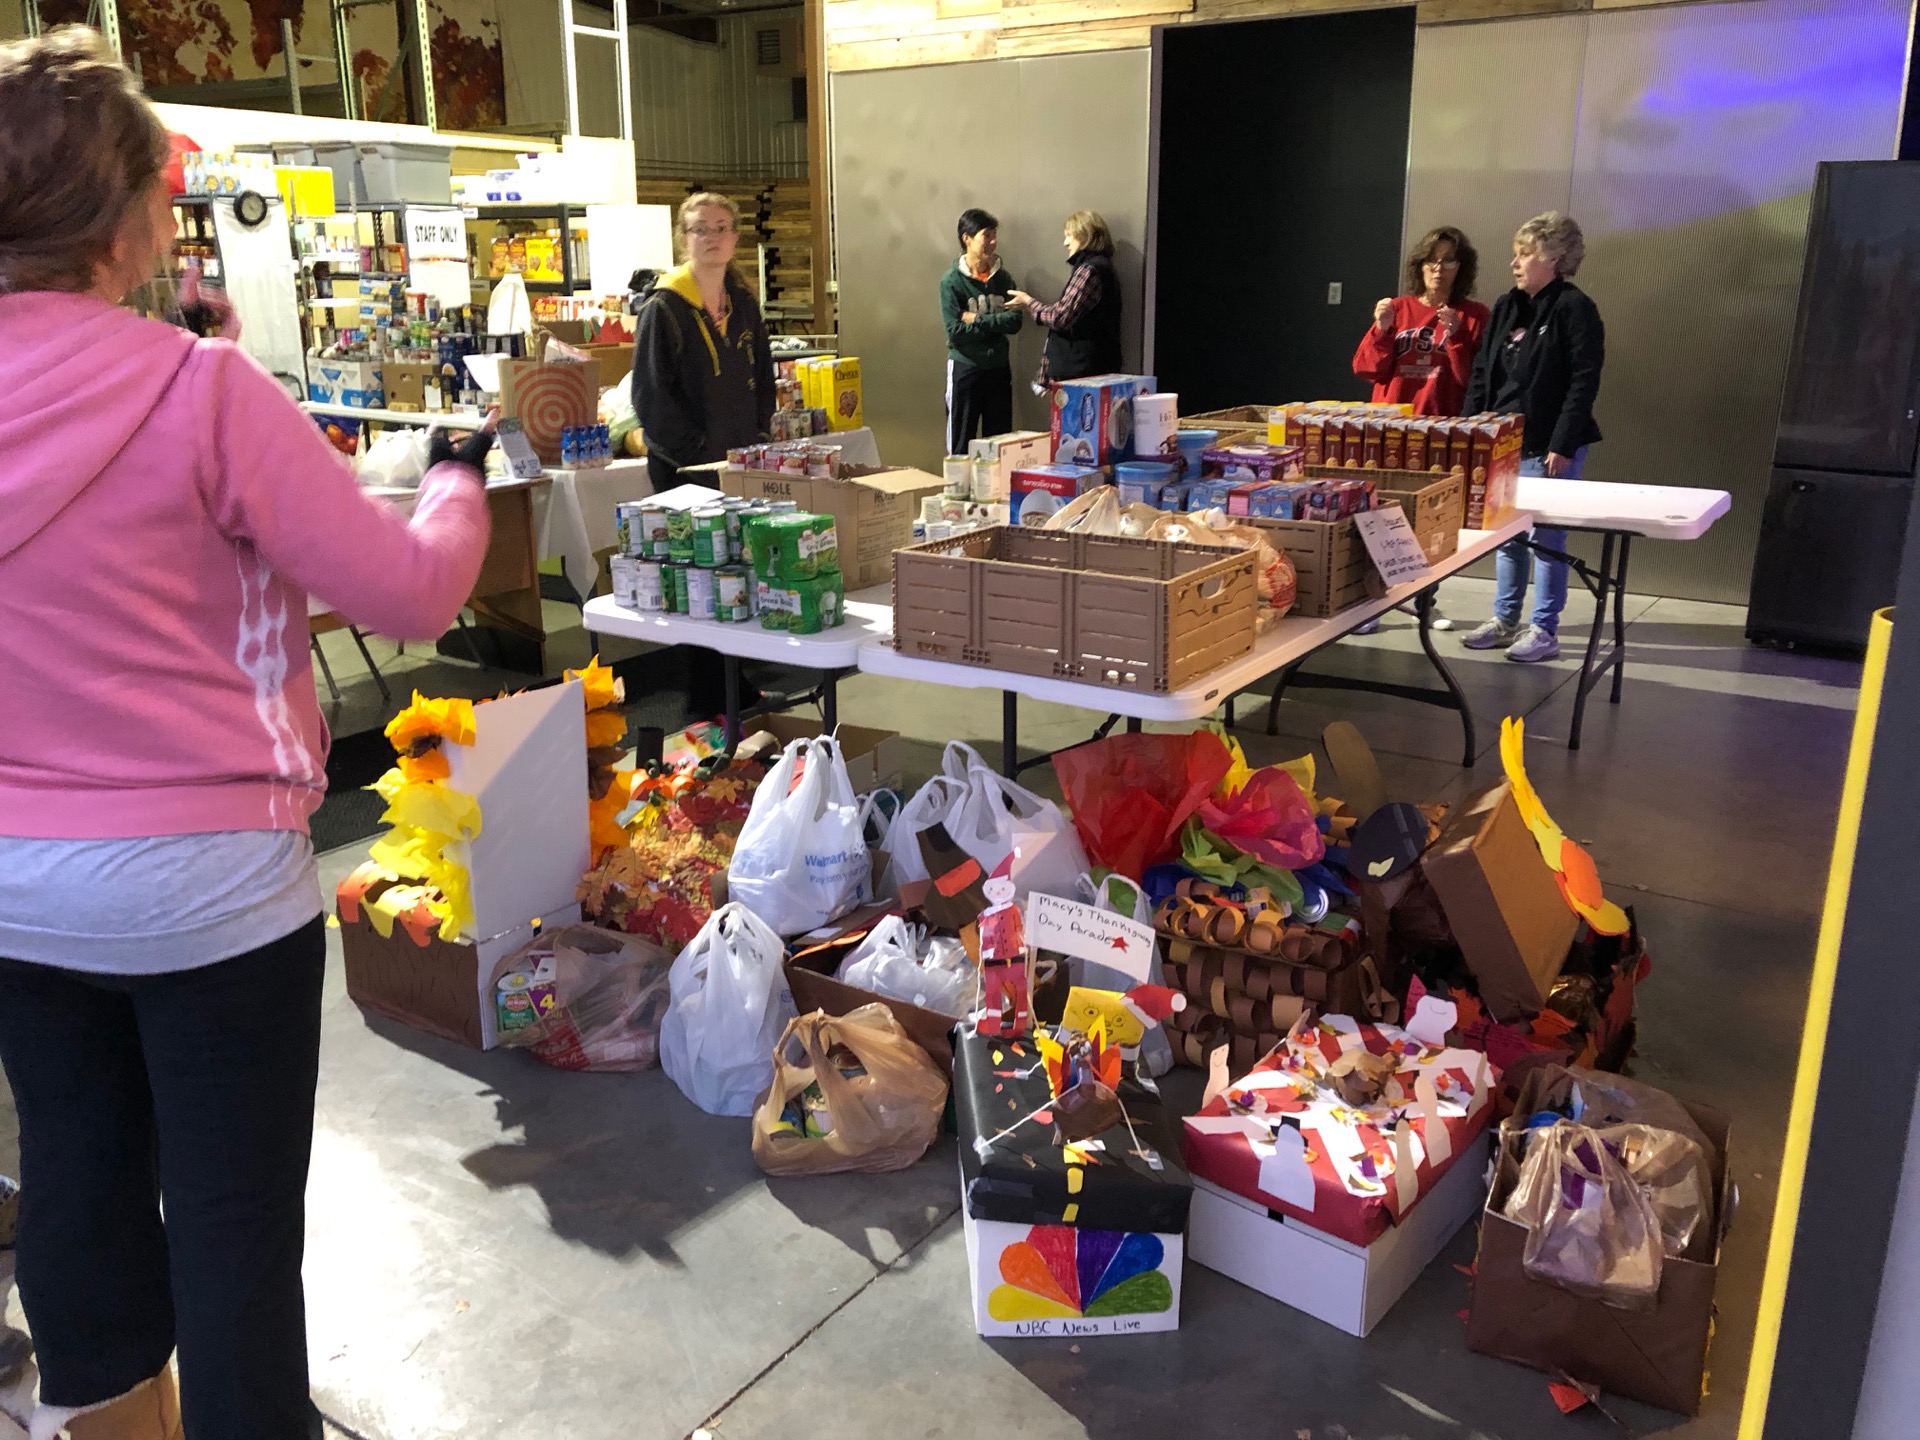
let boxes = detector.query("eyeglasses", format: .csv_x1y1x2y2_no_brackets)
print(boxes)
1423,257,1461,268
685,224,736,239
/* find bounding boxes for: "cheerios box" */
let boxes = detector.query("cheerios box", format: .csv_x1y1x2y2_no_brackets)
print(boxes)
1049,374,1156,467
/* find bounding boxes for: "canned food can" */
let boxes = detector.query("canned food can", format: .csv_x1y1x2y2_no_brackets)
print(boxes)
685,563,717,620
614,502,641,555
638,503,669,552
769,499,800,514
726,447,753,466
665,508,696,563
632,558,665,612
692,508,729,567
609,553,640,609
665,561,690,614
757,579,789,630
715,566,751,622
496,972,536,1033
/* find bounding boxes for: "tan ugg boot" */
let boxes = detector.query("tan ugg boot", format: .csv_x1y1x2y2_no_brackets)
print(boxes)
63,1367,180,1440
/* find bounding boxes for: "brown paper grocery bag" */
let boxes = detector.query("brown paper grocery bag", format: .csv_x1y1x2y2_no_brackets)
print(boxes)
496,358,598,465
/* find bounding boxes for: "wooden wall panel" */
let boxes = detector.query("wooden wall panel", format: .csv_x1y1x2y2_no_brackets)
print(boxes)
824,0,1735,71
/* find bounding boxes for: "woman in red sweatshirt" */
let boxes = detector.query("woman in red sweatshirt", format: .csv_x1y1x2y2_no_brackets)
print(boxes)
1353,226,1489,416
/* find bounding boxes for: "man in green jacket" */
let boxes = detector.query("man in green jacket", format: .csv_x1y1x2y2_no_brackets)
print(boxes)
940,208,1022,454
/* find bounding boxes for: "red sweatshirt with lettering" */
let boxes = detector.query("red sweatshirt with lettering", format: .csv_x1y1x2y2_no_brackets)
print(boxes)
1351,295,1489,416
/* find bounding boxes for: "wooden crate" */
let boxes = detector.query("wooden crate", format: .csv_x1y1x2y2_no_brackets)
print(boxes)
1179,405,1273,431
1306,465,1465,566
892,527,1258,693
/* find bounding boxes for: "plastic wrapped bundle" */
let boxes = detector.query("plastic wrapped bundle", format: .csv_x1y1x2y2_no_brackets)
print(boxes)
837,915,976,1018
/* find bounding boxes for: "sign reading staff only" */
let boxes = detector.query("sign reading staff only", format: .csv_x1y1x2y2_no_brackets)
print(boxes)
404,206,468,263
1353,506,1434,589
1027,893,1155,983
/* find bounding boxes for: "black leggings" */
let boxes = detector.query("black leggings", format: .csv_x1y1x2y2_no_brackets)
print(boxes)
0,917,326,1438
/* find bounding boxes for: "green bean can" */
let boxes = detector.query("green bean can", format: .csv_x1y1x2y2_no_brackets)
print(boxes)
715,566,751,623
757,578,789,631
665,561,690,614
638,502,669,556
692,508,729,567
665,509,696,563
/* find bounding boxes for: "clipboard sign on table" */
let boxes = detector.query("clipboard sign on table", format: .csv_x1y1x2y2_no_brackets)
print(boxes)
1353,507,1434,589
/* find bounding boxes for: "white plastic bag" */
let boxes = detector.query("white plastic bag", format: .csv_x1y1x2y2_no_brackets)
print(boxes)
1070,871,1173,1077
356,428,431,488
659,902,797,1116
727,736,872,937
837,915,976,1018
943,741,1081,877
883,771,970,892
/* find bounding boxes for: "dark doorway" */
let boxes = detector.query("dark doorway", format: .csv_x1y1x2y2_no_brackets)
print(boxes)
1148,6,1417,412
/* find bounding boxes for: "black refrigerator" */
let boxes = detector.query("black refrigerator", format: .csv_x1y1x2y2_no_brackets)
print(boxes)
1748,161,1920,651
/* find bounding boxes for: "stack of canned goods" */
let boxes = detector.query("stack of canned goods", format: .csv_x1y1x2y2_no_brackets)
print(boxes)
741,507,845,636
610,496,764,623
725,441,842,478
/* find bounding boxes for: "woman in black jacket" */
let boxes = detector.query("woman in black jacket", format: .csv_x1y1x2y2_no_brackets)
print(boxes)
1460,212,1605,664
1009,209,1123,388
630,192,775,493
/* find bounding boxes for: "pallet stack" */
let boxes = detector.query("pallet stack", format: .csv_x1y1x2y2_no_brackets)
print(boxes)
631,176,822,334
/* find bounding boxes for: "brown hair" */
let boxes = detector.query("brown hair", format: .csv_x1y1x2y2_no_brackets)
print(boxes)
1403,226,1478,306
0,27,171,296
675,190,742,260
1064,209,1114,259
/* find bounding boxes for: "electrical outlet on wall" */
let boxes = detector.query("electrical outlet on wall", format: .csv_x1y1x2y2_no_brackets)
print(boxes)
1327,282,1343,304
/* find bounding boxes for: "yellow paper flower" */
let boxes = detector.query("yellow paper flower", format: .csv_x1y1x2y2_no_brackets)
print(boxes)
586,710,629,750
565,657,623,713
385,692,476,753
378,779,483,845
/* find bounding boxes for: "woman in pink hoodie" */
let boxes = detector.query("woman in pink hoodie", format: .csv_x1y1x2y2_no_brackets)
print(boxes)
0,30,491,1440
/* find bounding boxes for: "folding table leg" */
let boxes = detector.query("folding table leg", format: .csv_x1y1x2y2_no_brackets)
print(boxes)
1610,534,1632,704
1414,589,1476,766
347,627,392,705
1126,717,1143,734
1264,663,1299,737
723,654,742,752
1002,690,1019,777
823,670,839,732
1567,530,1616,752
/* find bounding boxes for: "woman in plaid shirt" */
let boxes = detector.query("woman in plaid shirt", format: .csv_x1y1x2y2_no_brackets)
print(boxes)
1009,209,1124,389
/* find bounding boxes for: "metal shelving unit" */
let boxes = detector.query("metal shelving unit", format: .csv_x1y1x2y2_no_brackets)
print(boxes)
467,203,592,297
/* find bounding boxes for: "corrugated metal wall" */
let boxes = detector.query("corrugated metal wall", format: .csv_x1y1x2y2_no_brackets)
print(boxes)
629,12,808,179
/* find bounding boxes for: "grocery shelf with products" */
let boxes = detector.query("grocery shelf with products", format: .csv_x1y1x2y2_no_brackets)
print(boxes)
468,204,592,297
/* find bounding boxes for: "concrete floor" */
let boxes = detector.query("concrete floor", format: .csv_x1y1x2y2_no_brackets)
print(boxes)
0,577,1857,1440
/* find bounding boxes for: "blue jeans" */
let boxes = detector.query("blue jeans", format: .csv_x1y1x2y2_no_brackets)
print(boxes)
1494,448,1586,635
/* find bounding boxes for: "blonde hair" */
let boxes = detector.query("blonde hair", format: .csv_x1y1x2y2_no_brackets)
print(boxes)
1515,211,1586,278
1064,209,1114,259
676,190,742,261
0,27,170,296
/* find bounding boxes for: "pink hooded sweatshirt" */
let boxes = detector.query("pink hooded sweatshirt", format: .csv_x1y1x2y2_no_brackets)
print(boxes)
0,293,490,840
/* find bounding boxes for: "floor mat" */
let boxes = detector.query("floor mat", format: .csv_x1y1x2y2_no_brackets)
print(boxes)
310,728,397,853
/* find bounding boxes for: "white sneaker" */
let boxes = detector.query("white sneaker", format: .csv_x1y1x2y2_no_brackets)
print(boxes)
1430,606,1454,631
1505,624,1561,663
1461,618,1522,650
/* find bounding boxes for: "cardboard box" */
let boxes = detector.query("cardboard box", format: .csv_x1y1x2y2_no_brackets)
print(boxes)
308,357,383,409
967,430,1052,501
963,1204,1184,1338
578,342,634,393
1009,463,1102,526
1188,1132,1491,1337
708,461,945,590
741,714,904,795
1423,781,1578,1021
1049,374,1156,466
1467,1074,1731,1415
378,360,459,414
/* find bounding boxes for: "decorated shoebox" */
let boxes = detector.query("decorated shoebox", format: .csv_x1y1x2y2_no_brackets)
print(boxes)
955,1027,1191,1337
1049,374,1156,467
1182,1015,1498,1336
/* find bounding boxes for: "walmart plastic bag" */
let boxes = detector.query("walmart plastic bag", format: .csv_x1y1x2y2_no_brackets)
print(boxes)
660,903,797,1116
751,1004,950,1175
727,736,872,937
497,925,673,1072
837,915,975,1018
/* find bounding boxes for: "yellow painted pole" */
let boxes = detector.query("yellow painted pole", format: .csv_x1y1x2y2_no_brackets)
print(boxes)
1739,608,1895,1438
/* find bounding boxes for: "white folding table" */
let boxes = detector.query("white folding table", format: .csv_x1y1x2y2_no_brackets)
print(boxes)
859,516,1532,774
583,586,893,746
1514,477,1732,749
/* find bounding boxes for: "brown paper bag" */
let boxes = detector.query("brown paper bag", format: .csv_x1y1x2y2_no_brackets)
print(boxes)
496,358,599,464
751,1005,949,1176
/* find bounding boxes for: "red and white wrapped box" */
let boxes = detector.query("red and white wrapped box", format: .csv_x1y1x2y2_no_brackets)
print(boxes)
1182,1014,1499,1248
